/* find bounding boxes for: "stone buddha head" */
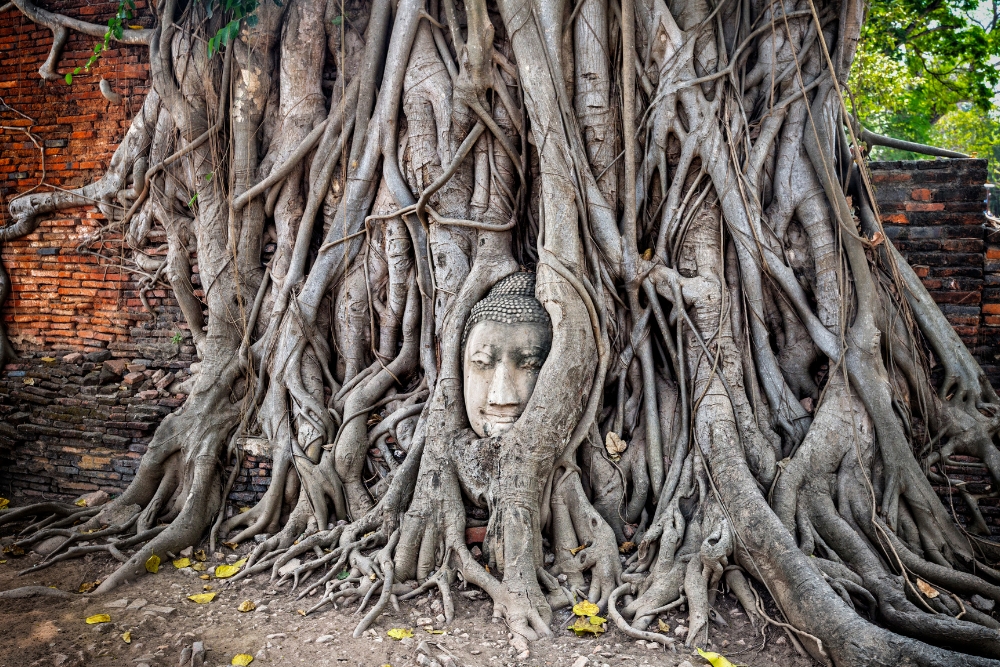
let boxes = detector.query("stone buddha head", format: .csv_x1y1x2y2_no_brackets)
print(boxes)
462,272,552,438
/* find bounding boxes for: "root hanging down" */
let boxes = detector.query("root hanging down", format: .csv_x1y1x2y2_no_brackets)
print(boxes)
5,0,1000,664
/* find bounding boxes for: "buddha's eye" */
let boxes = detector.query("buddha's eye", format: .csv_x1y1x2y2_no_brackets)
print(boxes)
519,356,543,371
470,353,495,370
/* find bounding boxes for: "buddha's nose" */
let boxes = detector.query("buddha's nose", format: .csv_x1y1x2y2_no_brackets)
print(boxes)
487,362,519,407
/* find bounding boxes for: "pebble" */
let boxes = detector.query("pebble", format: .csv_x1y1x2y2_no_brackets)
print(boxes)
143,606,176,615
678,662,696,667
571,657,589,667
106,598,129,609
52,655,68,666
277,559,301,576
266,633,287,640
417,617,433,625
127,598,148,610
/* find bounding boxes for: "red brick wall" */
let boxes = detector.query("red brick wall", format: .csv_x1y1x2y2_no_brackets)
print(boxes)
1,0,154,354
872,158,991,370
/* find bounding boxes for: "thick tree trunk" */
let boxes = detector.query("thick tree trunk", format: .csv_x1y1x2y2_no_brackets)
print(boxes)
4,0,1000,664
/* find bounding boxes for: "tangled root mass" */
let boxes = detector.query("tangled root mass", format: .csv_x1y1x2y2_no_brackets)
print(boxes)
4,0,1000,663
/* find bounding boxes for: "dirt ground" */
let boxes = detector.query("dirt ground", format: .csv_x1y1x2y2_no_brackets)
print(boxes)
0,547,814,667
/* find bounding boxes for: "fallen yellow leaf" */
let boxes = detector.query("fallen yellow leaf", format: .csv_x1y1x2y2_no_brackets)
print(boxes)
192,562,207,572
145,554,160,573
85,614,110,624
642,248,654,261
214,564,241,579
619,542,635,553
199,574,211,580
916,578,939,599
658,619,670,633
121,631,131,644
568,615,606,636
40,357,55,362
231,654,254,666
194,549,207,562
424,628,445,634
237,600,256,612
203,585,213,591
173,558,191,569
78,580,100,593
23,377,34,385
0,560,6,564
297,609,306,616
386,628,413,640
572,600,600,617
239,507,250,513
697,648,735,667
0,498,9,510
128,24,144,29
187,593,216,604
223,542,239,549
74,498,87,507
569,544,586,556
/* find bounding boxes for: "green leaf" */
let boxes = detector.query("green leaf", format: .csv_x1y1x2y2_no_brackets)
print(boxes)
188,193,198,207
245,13,258,27
331,14,342,25
64,72,73,85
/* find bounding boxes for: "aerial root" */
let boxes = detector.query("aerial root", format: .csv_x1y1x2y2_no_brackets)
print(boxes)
607,583,676,649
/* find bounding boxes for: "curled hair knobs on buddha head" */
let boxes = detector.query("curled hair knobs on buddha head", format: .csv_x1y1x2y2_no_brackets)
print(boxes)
462,272,551,348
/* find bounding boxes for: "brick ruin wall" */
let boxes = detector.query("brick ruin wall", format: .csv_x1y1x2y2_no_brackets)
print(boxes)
0,1,998,531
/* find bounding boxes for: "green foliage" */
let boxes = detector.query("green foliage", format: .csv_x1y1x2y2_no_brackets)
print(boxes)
171,332,183,345
66,0,281,85
930,107,1000,181
65,0,136,85
849,0,999,171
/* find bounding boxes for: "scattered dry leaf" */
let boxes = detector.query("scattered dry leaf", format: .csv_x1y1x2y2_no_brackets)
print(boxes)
231,654,254,666
658,619,670,633
697,648,735,667
23,377,34,385
618,542,635,553
572,600,600,617
78,580,100,593
192,562,207,572
2,545,24,557
569,545,587,556
85,614,110,624
605,432,627,460
203,585,213,591
187,593,216,604
214,564,240,579
917,578,940,599
568,615,606,636
145,554,160,573
74,498,88,507
40,357,55,362
199,574,211,580
870,231,885,247
238,507,250,513
173,558,191,569
424,627,445,634
121,631,131,644
237,600,256,612
642,248,654,261
194,549,207,561
387,628,413,640
223,542,239,550
297,609,306,616
0,498,8,510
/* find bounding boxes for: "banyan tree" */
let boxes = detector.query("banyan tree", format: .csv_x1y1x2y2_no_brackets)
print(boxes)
2,0,1000,663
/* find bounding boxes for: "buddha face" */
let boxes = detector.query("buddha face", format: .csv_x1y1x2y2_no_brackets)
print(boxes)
463,319,552,438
